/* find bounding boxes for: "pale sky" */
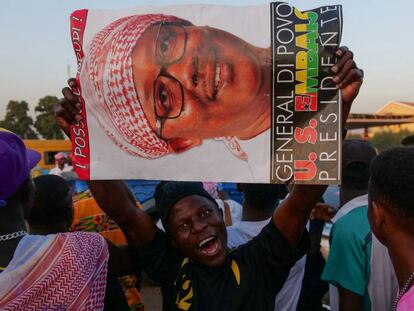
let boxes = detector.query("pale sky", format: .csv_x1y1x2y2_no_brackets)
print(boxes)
0,0,413,119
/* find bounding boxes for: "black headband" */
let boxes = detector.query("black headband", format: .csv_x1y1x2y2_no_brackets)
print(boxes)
154,181,218,231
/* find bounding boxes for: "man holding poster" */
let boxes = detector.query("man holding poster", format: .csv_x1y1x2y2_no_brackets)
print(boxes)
55,42,362,309
68,2,354,184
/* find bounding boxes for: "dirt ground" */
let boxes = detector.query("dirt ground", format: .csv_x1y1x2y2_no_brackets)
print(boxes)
140,281,163,311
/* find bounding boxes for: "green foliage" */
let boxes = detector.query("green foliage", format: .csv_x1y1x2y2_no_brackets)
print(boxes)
0,100,38,139
370,128,414,152
34,96,64,139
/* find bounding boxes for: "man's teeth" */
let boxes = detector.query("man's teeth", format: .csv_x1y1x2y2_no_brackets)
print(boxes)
214,64,221,90
198,236,215,248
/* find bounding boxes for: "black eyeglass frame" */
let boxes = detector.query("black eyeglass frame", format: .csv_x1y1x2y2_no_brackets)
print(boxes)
152,22,188,138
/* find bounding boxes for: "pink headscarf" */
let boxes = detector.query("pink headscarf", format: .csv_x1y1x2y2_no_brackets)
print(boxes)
202,182,219,199
83,14,190,159
54,152,67,160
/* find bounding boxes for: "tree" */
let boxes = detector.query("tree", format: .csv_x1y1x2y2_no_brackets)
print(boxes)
370,128,414,152
34,96,64,139
0,100,38,139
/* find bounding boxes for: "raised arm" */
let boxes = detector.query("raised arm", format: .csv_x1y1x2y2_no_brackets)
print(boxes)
273,47,363,245
55,79,157,249
88,180,157,249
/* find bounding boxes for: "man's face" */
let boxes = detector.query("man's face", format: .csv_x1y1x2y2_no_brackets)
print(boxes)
167,195,228,267
132,22,267,141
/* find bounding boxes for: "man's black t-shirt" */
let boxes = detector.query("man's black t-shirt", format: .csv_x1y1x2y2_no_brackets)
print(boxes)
137,221,309,311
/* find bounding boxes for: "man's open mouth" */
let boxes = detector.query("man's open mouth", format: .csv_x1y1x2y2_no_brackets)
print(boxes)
214,62,221,98
204,50,233,101
197,235,219,256
206,51,221,101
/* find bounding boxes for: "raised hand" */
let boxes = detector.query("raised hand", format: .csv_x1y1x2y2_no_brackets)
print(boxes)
54,78,82,137
310,203,335,221
331,47,364,124
54,78,158,250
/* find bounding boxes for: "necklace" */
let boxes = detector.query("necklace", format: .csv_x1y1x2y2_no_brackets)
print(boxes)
393,272,414,310
0,230,27,242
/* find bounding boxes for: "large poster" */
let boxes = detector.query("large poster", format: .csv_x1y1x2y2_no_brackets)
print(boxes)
69,2,342,184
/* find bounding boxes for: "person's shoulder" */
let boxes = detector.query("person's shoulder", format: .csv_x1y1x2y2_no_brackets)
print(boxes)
227,223,247,248
49,167,59,174
240,220,309,256
63,165,74,172
335,205,368,227
57,231,107,246
331,205,370,241
232,220,309,285
227,220,270,248
139,227,171,253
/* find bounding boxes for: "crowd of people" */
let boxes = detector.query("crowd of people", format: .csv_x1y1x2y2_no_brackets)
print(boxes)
0,45,413,311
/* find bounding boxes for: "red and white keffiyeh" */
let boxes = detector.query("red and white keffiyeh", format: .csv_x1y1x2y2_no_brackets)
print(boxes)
81,13,249,161
83,14,188,159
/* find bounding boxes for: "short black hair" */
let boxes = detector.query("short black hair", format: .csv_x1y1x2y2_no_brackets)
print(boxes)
369,147,414,220
1,178,34,223
26,175,73,231
6,177,33,206
342,161,371,191
239,183,287,210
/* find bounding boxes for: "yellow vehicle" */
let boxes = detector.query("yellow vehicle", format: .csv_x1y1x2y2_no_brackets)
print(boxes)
23,140,72,170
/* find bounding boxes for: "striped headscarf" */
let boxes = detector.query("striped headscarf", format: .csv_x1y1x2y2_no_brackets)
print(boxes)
82,14,249,162
83,14,191,159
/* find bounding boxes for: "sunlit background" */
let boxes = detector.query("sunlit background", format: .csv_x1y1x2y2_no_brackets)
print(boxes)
1,0,413,118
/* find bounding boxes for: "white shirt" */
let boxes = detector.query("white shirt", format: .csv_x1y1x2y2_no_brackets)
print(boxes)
215,199,242,225
49,166,64,177
49,164,73,177
227,218,306,311
331,194,369,224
